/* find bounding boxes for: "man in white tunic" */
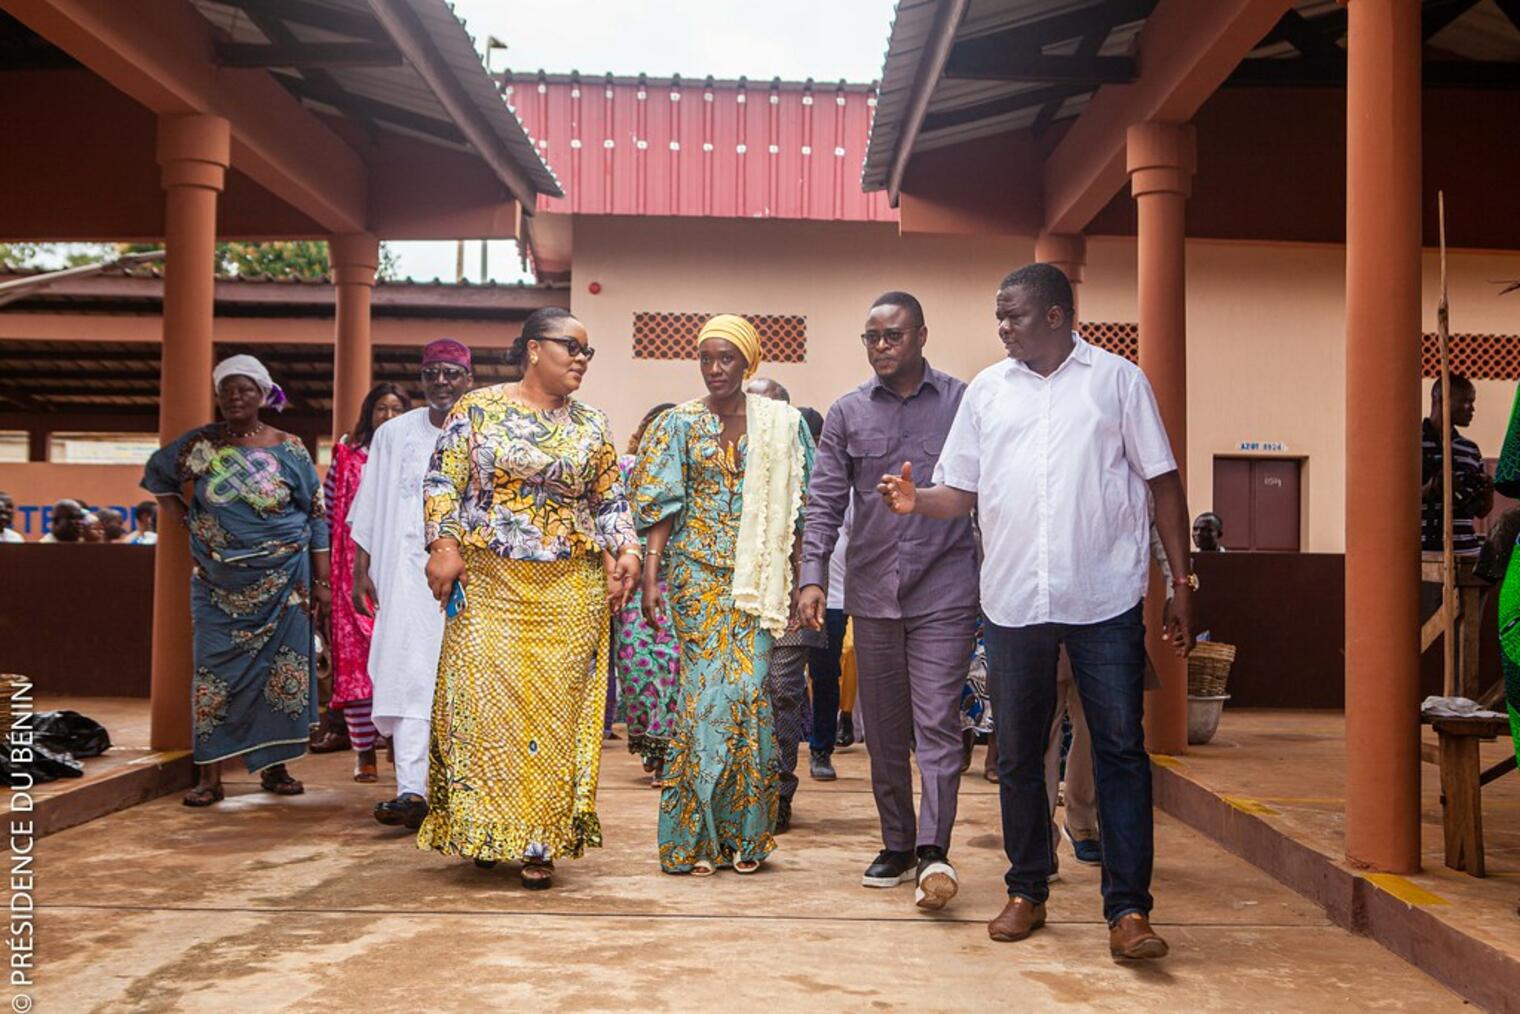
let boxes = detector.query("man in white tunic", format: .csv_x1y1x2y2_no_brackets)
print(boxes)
349,339,475,828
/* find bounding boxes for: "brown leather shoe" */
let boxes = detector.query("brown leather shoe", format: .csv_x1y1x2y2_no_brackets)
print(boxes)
987,897,1046,942
1109,913,1169,960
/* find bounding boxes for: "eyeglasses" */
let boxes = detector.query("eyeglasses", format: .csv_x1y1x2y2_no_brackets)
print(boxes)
421,365,470,382
538,337,596,361
860,329,915,348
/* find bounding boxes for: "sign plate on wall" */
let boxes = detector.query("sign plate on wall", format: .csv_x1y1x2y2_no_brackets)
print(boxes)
1237,441,1288,453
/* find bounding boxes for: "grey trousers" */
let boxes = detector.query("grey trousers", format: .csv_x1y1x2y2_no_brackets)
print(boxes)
1045,650,1098,844
853,605,979,852
764,633,823,804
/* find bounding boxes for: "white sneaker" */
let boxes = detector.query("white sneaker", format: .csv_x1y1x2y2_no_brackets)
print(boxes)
914,851,959,911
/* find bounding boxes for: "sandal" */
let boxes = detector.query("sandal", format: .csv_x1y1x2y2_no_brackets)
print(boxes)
688,860,717,878
521,860,554,890
182,784,224,807
734,858,762,875
354,750,378,783
474,858,498,870
308,729,350,754
259,765,305,796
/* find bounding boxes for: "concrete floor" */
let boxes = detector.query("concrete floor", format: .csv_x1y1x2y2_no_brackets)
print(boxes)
1174,708,1520,958
37,719,1464,1012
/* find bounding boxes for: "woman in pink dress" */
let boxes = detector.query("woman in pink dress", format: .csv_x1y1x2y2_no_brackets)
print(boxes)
326,382,410,781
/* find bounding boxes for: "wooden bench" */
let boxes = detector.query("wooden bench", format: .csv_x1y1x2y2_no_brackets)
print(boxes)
1420,714,1517,877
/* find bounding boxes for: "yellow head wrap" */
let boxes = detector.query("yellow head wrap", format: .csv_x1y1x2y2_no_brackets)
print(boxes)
698,313,762,379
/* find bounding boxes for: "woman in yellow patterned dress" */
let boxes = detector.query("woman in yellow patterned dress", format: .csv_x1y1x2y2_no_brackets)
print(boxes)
421,308,641,889
633,315,814,875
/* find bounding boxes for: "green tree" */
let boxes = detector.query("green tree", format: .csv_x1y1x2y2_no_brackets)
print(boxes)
1,240,399,280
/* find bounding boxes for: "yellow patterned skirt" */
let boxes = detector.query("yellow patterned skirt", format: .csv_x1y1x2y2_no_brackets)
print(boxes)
417,549,609,862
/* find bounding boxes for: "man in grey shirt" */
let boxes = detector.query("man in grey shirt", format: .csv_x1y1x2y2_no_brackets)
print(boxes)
799,290,978,913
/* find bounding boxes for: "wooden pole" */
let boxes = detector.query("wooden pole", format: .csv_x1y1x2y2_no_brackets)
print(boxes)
1438,192,1456,696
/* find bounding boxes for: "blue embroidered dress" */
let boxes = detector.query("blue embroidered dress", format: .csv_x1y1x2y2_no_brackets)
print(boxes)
143,426,330,772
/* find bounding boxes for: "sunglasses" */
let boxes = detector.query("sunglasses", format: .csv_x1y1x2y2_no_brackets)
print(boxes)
860,329,915,348
538,337,596,361
421,365,470,382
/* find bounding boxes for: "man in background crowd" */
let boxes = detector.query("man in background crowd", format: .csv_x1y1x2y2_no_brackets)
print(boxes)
128,500,158,545
38,499,85,543
1422,374,1492,557
1192,512,1226,552
0,492,23,543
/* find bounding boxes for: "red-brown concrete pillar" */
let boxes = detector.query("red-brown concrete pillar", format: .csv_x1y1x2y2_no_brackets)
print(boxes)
1344,0,1423,873
1035,232,1087,321
1127,122,1195,756
151,114,230,752
330,233,379,443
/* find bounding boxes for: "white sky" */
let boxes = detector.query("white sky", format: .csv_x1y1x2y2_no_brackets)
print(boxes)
390,0,900,283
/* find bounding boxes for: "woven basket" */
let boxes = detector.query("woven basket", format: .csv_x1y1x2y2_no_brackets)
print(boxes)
1187,642,1237,697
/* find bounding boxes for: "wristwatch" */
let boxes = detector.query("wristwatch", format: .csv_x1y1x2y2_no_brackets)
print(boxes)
1172,573,1200,592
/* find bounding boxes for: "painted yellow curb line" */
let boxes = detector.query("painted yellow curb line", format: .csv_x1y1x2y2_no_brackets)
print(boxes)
1219,794,1278,816
1364,873,1450,906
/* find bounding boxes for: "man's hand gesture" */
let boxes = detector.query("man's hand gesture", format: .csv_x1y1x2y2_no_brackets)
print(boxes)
877,461,917,516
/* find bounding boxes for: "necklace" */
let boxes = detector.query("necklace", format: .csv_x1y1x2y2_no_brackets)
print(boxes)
224,420,266,439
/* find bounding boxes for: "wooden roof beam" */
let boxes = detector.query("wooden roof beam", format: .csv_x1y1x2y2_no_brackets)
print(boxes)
215,41,401,69
1042,0,1292,236
215,0,391,43
957,0,1158,55
4,0,368,233
367,0,540,211
941,53,1135,84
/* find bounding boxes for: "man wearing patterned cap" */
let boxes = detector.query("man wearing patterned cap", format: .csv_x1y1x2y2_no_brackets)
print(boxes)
350,339,474,828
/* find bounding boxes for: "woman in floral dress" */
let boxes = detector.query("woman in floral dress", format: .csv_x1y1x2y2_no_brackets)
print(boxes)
142,355,330,807
632,315,814,876
421,308,641,889
616,403,680,785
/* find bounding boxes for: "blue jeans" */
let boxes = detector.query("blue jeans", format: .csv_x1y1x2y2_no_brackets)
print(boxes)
982,601,1153,923
806,608,847,754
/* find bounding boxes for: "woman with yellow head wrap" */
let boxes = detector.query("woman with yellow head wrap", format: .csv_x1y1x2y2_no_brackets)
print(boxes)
629,314,815,875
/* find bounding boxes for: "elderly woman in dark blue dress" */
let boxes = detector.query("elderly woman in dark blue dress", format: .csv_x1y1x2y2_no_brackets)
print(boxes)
143,355,331,806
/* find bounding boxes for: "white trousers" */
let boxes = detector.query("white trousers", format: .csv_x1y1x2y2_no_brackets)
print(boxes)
374,715,430,800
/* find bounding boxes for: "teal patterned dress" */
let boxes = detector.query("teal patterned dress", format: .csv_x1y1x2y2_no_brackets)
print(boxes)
143,425,329,772
631,401,814,872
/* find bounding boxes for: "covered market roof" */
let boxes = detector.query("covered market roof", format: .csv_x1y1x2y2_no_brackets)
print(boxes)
864,0,1520,199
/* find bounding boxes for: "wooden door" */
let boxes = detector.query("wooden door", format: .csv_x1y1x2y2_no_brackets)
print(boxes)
1212,456,1303,551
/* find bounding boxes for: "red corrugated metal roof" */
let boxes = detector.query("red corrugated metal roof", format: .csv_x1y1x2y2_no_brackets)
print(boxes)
501,71,897,223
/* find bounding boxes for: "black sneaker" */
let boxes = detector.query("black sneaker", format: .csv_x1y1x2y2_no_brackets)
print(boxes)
809,749,837,781
1064,824,1102,866
775,797,793,834
861,848,917,888
914,846,959,911
836,712,856,748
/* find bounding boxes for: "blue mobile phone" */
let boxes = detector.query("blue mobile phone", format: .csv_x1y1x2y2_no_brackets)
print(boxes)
446,580,467,618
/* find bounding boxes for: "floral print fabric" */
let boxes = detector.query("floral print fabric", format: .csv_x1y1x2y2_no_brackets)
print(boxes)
423,385,637,560
418,550,608,863
630,401,814,871
143,425,328,772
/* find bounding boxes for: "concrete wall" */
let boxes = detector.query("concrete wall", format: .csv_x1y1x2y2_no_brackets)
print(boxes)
569,214,1033,446
569,216,1520,553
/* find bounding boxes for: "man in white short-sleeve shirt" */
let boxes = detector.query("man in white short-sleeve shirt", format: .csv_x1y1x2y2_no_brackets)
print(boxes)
879,263,1195,961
